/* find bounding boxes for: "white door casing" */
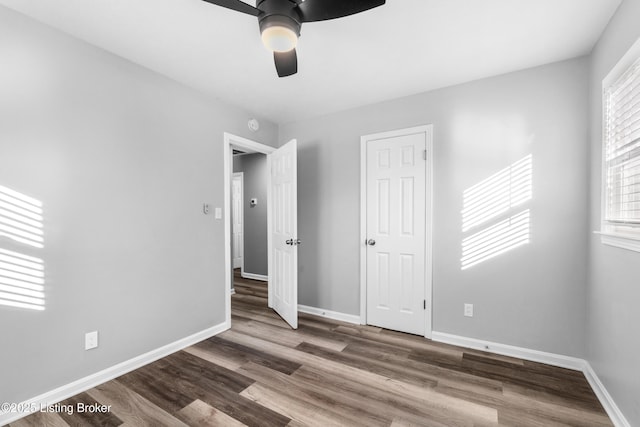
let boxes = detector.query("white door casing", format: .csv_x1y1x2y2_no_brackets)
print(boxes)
232,173,243,270
361,126,433,337
224,133,275,327
270,139,298,329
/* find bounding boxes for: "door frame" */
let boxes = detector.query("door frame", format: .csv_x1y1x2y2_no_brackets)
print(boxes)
359,125,434,339
223,133,275,327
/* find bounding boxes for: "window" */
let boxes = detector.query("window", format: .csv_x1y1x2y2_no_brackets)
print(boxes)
600,39,640,252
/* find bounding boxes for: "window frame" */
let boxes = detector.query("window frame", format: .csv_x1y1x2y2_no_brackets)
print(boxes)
598,37,640,252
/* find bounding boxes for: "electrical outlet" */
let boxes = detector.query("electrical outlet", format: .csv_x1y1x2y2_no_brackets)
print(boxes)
464,303,474,317
85,331,98,350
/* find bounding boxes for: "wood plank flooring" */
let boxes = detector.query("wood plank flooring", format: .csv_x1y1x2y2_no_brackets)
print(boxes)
10,271,613,426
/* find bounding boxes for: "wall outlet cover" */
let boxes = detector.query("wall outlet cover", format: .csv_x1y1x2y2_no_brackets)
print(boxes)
85,331,98,350
464,303,474,317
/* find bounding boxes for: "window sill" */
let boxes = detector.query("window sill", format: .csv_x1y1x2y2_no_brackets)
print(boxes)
594,230,640,253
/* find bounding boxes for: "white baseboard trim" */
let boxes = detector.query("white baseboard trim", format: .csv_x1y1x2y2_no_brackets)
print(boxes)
432,331,630,427
583,362,631,427
298,304,360,325
431,331,585,370
230,288,236,295
0,322,229,426
241,272,268,282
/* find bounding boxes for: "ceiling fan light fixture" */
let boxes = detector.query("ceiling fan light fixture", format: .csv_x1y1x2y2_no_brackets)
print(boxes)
202,0,387,77
261,25,298,52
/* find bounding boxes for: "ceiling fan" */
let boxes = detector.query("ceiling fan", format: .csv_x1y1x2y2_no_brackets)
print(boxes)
201,0,386,77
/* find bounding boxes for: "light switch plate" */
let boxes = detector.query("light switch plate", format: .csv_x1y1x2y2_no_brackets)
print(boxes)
214,207,222,219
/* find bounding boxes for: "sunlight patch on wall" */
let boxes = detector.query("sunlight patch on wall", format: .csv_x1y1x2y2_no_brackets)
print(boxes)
0,185,44,248
461,210,530,270
0,186,45,311
462,155,532,232
461,155,532,270
0,248,45,311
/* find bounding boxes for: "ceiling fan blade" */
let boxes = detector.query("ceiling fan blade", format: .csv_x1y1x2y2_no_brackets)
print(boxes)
201,0,260,16
297,0,385,22
274,49,298,77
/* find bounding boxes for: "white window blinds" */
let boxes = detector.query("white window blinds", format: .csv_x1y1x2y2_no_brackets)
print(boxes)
604,56,640,225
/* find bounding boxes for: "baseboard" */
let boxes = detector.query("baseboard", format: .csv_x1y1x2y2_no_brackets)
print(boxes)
432,331,630,427
431,331,585,370
230,288,236,295
298,304,360,325
583,362,631,427
0,322,229,426
241,272,268,282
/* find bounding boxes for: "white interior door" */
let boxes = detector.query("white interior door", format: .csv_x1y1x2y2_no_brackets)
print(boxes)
364,129,428,336
232,173,243,269
270,139,298,329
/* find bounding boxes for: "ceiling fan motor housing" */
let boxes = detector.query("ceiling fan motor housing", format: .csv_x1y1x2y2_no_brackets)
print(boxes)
257,0,302,36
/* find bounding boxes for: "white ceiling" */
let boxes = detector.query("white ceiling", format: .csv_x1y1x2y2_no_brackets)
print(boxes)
0,0,621,125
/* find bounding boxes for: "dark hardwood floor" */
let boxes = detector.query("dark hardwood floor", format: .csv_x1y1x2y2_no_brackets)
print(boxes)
10,270,613,426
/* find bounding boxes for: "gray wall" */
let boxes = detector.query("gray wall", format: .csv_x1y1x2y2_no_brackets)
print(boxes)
280,56,590,357
233,153,268,276
0,5,277,407
587,0,640,424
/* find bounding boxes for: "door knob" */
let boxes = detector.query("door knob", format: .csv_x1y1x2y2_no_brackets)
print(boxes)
295,239,301,246
286,239,294,245
367,239,376,246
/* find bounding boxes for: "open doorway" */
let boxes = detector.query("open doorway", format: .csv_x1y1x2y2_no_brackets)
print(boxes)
231,151,272,327
223,133,299,329
223,133,275,326
232,151,268,282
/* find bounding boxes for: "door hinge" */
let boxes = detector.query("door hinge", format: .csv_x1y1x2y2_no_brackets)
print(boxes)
423,300,426,310
423,150,427,160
